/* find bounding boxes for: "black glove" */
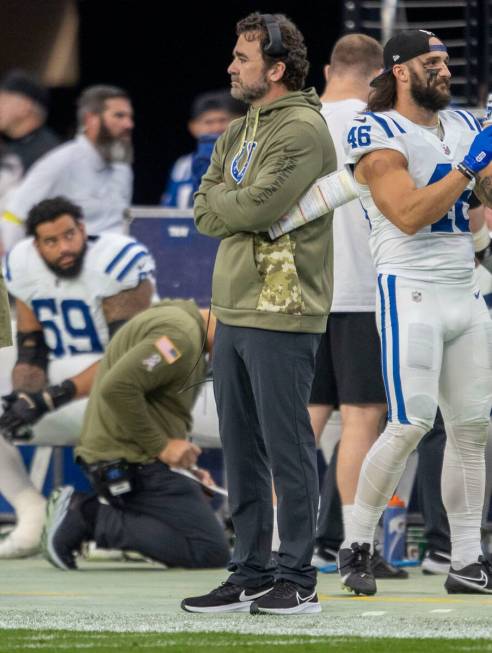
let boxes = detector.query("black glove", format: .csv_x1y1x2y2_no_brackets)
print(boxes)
0,380,76,441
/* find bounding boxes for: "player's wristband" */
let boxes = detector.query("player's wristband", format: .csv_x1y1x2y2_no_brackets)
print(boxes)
455,162,476,181
43,379,77,411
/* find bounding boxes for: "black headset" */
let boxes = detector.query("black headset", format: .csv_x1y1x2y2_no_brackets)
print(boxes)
262,14,289,58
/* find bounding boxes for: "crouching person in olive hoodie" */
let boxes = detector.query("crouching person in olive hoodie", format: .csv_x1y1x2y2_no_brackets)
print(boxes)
183,12,336,616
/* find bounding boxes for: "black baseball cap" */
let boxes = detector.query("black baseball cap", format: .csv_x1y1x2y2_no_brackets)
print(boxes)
370,29,447,86
0,69,49,111
190,90,245,120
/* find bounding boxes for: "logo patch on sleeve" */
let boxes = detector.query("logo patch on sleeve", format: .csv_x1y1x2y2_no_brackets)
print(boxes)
154,336,181,364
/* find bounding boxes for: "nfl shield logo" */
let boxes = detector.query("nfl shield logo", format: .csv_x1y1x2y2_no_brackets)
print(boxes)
412,291,422,303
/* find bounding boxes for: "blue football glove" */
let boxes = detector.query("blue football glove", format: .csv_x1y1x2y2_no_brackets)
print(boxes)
462,126,492,174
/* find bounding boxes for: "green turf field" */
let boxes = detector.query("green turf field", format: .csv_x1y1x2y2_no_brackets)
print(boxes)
0,558,491,651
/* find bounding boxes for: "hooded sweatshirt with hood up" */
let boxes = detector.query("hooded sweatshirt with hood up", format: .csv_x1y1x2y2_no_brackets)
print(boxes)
194,87,337,333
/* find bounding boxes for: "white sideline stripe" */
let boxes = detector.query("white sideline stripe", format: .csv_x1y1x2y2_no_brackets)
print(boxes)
430,609,453,613
361,611,387,616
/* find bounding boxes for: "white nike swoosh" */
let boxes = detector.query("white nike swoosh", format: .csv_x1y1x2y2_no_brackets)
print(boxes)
296,590,316,604
239,587,272,602
451,570,488,587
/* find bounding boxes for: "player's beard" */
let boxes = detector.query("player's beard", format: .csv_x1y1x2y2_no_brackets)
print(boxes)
409,68,451,112
231,72,271,104
96,119,133,164
46,241,88,279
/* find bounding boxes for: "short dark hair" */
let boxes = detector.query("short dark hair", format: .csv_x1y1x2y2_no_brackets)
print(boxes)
236,12,309,91
329,34,383,79
190,89,245,120
26,196,83,237
367,72,398,112
77,84,130,127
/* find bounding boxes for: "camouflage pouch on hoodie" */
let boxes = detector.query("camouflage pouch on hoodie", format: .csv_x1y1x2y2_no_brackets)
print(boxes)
254,233,304,315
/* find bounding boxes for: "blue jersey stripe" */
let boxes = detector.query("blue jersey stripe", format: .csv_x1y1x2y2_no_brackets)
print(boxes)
366,112,394,138
105,242,139,275
454,110,475,131
387,275,409,424
377,274,392,421
389,117,406,134
116,250,149,281
4,251,11,282
463,110,482,132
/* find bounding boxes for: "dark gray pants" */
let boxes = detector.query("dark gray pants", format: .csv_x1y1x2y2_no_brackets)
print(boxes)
213,322,321,589
91,461,230,568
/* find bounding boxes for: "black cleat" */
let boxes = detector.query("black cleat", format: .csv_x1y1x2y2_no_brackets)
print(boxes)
312,545,338,573
41,486,91,570
445,556,492,594
181,582,273,613
338,542,377,596
371,550,408,579
250,579,321,615
421,550,451,575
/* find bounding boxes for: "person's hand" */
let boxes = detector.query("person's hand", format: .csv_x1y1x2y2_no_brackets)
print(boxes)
158,439,201,469
462,126,492,175
190,466,215,488
0,391,50,435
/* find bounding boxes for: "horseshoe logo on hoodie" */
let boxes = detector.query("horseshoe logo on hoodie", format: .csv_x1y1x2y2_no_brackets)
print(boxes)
231,140,257,184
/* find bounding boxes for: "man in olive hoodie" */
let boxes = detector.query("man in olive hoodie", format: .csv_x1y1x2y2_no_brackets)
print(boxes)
182,13,336,616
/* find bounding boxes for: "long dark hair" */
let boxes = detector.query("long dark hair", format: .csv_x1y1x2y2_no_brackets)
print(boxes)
367,73,397,112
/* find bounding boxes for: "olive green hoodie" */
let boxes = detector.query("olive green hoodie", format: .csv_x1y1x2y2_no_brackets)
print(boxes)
194,87,336,333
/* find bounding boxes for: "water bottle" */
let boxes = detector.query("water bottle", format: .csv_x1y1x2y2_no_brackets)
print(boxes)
383,495,406,564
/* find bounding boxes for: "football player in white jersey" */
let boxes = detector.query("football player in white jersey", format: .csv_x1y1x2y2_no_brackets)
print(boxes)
337,29,492,595
0,196,155,557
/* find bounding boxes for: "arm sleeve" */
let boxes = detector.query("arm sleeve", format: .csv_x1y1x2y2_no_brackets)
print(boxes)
344,112,408,166
98,336,192,457
203,122,325,233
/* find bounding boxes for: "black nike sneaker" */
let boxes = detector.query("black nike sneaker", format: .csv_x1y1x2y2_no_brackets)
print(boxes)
421,550,451,575
181,582,273,613
338,542,377,596
445,556,492,594
371,549,409,579
41,486,92,570
250,579,321,615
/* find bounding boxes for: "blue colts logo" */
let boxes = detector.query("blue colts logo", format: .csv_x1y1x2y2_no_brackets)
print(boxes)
231,140,257,184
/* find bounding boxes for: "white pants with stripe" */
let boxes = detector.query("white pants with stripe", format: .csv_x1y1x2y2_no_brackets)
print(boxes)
345,274,492,567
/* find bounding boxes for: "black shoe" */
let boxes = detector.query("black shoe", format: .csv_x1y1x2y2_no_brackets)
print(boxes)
421,550,451,575
371,550,408,579
250,579,321,615
311,545,338,573
41,486,91,570
338,542,377,596
181,581,273,613
445,556,492,594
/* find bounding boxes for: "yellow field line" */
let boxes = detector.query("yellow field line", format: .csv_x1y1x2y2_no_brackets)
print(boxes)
318,593,492,605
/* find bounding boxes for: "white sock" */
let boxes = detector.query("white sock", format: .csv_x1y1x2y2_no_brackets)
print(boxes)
342,422,426,550
442,422,487,569
341,504,353,539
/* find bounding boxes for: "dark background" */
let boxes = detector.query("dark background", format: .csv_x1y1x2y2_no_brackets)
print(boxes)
50,1,342,204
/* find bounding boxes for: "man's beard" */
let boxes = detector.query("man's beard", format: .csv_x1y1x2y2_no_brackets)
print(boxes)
231,74,271,104
45,241,87,278
409,68,451,112
96,119,133,164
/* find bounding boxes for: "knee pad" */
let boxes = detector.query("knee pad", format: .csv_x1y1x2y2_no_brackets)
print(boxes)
372,421,429,462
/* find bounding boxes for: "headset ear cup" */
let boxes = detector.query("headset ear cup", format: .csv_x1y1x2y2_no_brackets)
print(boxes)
262,14,289,58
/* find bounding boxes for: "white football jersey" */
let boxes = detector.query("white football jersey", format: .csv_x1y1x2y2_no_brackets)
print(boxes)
3,233,155,358
344,108,481,284
321,98,376,311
